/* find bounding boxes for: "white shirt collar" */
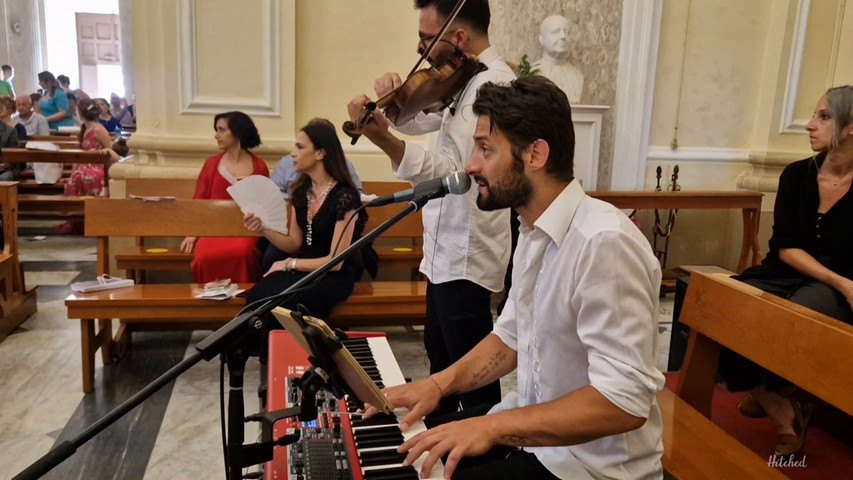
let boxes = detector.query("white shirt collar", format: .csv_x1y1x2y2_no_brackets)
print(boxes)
521,179,585,248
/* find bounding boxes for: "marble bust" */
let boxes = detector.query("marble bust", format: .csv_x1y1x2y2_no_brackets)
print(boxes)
531,15,584,103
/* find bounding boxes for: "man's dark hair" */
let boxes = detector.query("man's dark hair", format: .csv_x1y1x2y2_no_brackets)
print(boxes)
473,75,575,181
213,111,262,150
414,0,490,36
57,74,70,86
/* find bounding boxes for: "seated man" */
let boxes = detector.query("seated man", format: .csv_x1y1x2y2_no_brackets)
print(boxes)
12,94,50,136
363,76,664,480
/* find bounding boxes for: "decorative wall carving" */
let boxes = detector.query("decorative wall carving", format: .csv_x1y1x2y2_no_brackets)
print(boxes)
177,0,281,116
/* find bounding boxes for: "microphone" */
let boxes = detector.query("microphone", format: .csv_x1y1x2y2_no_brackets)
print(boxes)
366,172,472,207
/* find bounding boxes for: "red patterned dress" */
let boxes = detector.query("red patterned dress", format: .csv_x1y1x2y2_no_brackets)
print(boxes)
64,129,106,196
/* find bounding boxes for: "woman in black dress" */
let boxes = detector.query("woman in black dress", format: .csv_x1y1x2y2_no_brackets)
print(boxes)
719,85,853,457
243,118,367,322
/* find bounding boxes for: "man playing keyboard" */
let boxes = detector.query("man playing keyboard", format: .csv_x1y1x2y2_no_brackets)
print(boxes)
362,76,665,480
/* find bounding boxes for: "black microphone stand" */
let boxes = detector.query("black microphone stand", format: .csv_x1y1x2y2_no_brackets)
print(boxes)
13,195,432,480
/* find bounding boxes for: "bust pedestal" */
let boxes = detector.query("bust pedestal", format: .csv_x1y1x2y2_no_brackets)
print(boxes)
572,105,610,190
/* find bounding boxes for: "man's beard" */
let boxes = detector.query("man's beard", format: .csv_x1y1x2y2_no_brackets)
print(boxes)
475,157,532,211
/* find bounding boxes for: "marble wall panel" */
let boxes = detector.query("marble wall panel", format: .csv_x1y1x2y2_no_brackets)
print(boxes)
490,0,622,188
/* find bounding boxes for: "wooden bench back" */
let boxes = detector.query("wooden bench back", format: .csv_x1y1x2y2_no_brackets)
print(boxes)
84,198,257,238
28,134,76,141
125,177,197,199
0,148,112,164
361,181,423,239
120,178,424,241
676,272,853,417
85,198,259,276
20,140,81,150
0,182,19,258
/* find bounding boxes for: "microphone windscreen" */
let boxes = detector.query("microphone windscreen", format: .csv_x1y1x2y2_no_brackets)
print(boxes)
446,171,472,195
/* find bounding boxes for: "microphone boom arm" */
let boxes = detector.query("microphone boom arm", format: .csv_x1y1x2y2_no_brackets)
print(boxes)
13,195,433,480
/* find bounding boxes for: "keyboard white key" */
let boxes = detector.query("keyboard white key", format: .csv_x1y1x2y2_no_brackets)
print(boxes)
352,338,445,479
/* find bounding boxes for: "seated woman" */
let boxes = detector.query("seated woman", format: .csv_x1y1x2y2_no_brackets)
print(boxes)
180,111,268,284
719,85,853,457
243,118,367,322
65,99,113,197
94,97,121,133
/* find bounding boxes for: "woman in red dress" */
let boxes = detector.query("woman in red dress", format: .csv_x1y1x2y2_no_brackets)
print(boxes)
180,111,269,283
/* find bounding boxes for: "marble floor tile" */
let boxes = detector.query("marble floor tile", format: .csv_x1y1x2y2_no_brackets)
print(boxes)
146,332,263,480
17,232,96,263
24,270,80,286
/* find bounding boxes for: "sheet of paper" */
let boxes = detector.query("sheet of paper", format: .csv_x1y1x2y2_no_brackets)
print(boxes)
226,175,289,234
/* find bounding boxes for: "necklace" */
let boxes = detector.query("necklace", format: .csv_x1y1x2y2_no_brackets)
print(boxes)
305,180,336,246
822,169,851,187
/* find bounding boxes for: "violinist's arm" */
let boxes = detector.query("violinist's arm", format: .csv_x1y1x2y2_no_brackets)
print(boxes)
347,94,406,166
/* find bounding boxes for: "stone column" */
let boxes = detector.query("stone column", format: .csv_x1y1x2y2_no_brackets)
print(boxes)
0,0,47,95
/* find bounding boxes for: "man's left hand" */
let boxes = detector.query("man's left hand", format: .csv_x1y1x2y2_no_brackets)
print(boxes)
399,416,497,479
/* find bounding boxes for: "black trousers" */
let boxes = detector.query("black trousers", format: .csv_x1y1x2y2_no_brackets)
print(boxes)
425,279,501,417
718,276,853,391
424,405,560,480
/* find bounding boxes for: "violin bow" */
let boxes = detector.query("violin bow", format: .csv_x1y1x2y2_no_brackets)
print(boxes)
407,0,469,77
370,0,470,110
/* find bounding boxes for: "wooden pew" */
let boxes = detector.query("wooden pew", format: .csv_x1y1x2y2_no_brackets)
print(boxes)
0,182,38,343
1,148,112,165
20,140,82,150
658,270,853,479
116,178,425,281
588,191,763,273
362,181,424,278
66,197,427,392
2,148,113,218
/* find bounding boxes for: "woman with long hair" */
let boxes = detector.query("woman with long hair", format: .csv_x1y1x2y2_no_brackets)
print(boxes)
181,111,269,283
719,85,853,457
37,71,73,130
65,98,112,196
243,118,367,321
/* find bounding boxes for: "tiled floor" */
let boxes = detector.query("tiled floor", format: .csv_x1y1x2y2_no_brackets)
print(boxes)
0,224,675,479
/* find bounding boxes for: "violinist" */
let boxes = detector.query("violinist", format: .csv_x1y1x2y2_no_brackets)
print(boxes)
347,0,516,419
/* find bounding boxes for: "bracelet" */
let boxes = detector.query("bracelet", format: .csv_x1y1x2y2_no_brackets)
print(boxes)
290,258,298,271
428,376,444,397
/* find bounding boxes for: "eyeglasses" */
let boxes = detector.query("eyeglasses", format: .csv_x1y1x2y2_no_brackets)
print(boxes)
417,29,457,55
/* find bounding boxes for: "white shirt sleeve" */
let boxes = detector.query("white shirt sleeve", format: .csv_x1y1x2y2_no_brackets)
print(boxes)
573,229,664,419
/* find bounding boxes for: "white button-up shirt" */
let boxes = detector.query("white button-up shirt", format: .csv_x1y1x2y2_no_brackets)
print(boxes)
490,181,665,480
392,46,516,292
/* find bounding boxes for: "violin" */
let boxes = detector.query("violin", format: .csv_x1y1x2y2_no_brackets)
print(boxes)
342,0,486,145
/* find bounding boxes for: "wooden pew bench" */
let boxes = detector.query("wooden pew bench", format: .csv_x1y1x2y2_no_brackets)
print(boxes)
116,178,425,281
65,197,427,392
658,271,853,479
2,148,112,218
0,181,38,343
